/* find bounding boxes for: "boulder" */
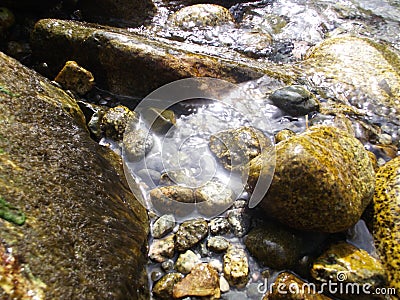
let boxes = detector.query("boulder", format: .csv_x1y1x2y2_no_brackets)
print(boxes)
256,125,375,232
0,52,149,299
30,19,273,98
373,156,400,298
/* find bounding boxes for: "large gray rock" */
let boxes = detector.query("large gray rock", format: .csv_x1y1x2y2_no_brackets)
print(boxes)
30,19,281,98
0,52,149,299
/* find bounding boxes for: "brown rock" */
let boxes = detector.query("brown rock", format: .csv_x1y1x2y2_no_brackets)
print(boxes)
173,263,220,298
54,60,95,95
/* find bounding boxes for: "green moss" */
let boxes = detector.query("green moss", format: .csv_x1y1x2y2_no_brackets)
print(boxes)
0,85,19,97
0,196,26,225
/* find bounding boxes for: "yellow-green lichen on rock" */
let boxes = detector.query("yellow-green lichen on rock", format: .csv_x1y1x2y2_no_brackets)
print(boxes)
300,35,400,142
0,51,149,299
255,125,375,233
373,156,400,299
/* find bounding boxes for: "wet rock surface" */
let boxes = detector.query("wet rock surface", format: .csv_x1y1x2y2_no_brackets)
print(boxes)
175,218,208,251
209,126,273,170
373,156,400,296
269,85,320,116
152,272,184,299
54,60,95,95
259,125,375,233
149,234,175,263
311,242,387,299
223,246,249,288
152,214,176,239
101,105,138,141
31,19,269,98
173,263,220,298
263,272,334,300
0,52,149,299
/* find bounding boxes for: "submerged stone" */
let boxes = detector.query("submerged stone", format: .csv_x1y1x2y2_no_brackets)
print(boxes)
152,272,184,300
0,52,149,299
209,126,272,170
175,218,208,252
173,263,220,298
223,246,249,288
258,125,375,233
373,156,400,297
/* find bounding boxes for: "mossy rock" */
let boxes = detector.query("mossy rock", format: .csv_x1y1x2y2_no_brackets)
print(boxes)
258,125,375,233
0,52,149,299
373,156,400,299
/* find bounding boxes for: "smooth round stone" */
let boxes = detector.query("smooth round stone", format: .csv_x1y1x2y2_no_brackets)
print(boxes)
256,125,375,233
269,85,319,117
123,128,153,161
170,4,234,30
149,186,195,218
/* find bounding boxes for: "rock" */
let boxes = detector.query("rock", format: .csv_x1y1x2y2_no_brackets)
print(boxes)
220,276,230,293
209,217,231,235
152,272,184,300
148,234,175,263
269,85,319,116
245,221,325,270
209,126,272,170
227,207,250,237
207,236,230,253
263,272,333,299
274,128,296,143
311,242,387,300
175,218,208,252
54,61,95,95
149,186,196,218
257,125,375,233
300,36,400,143
175,250,200,274
31,19,269,98
77,0,155,27
195,179,234,217
123,127,154,161
161,259,174,272
173,263,220,298
0,52,149,299
141,107,176,135
170,4,234,29
152,214,176,239
373,156,400,296
223,247,249,288
101,105,138,141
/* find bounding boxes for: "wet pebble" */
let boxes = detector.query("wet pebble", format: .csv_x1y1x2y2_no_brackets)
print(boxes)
227,208,250,237
223,246,249,288
54,61,95,96
152,214,176,239
269,85,319,117
152,272,183,299
175,218,208,252
101,105,138,141
175,250,200,274
209,217,231,235
207,236,230,253
149,185,195,217
148,234,175,263
173,263,220,298
123,127,154,161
